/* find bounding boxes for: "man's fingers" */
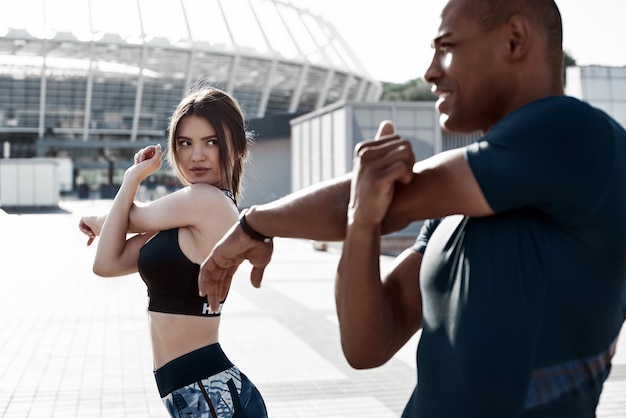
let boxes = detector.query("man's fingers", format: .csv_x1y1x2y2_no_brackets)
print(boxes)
199,259,233,312
380,159,415,185
353,120,399,157
357,137,415,167
353,135,416,198
376,120,396,140
198,223,275,311
250,266,266,289
198,256,229,296
207,274,233,313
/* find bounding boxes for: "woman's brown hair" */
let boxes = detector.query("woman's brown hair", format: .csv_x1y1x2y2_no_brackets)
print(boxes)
167,86,251,203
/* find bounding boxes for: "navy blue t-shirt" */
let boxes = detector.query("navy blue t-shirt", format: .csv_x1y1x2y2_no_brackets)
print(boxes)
404,96,626,417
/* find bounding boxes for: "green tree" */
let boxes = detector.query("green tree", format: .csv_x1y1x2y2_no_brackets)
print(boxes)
563,50,576,85
564,50,576,68
380,77,436,102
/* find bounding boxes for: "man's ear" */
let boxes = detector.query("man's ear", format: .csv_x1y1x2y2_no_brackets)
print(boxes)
506,14,532,60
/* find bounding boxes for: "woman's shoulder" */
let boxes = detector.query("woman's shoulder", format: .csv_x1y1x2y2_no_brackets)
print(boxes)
184,183,237,212
185,183,226,197
179,184,238,241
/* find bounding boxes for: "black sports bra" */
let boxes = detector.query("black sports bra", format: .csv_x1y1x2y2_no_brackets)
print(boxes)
137,188,234,316
138,227,222,316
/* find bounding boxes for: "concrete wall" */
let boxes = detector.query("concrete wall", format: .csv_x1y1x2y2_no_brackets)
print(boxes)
290,101,442,191
290,101,444,239
240,138,292,208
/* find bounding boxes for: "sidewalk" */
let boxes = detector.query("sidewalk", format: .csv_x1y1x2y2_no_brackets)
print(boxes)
0,199,624,417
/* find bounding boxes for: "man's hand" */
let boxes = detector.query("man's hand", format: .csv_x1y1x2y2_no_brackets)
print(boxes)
198,120,412,312
348,121,415,228
199,215,274,313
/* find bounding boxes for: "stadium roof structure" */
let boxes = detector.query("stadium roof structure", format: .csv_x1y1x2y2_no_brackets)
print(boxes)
0,0,382,129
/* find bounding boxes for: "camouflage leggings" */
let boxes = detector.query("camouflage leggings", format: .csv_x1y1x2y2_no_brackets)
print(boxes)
155,344,267,418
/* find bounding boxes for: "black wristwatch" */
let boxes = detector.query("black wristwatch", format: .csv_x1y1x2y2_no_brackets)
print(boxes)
239,208,273,243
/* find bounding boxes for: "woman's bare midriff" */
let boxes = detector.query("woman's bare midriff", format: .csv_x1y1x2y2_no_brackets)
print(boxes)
149,311,220,369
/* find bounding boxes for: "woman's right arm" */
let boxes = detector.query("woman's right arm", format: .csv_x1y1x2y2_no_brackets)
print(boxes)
93,145,162,277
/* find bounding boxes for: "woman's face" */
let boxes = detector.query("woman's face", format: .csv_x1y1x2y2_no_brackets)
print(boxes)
174,114,223,186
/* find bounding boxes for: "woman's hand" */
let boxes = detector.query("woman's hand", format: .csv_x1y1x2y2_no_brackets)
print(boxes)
79,215,103,246
125,144,163,183
78,216,100,246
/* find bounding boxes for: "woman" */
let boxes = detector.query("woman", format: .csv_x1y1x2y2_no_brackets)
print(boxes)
79,87,267,418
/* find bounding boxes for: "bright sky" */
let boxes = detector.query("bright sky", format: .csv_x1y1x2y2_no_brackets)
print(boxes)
293,0,626,83
4,0,625,84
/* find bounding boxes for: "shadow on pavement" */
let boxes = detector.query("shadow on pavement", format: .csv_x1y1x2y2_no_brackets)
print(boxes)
0,205,71,215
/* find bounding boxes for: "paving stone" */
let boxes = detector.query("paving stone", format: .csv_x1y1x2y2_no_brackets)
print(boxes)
0,199,623,417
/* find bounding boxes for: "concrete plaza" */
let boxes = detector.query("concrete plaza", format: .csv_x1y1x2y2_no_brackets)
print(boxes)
0,199,624,417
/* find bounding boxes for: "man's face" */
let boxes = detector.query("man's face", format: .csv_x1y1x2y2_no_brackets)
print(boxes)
424,0,514,134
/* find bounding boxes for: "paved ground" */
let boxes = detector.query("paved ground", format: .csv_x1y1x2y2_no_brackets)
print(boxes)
0,199,624,418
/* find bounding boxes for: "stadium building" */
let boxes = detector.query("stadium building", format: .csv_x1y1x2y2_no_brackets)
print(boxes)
0,0,381,204
1,0,622,210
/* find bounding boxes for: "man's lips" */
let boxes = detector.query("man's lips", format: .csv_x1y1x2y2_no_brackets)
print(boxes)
433,87,451,100
434,90,451,113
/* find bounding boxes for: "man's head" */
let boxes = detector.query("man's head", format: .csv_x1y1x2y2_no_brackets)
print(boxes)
461,0,562,66
425,0,564,134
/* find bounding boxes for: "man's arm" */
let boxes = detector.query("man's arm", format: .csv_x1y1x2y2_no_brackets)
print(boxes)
336,120,492,367
198,175,354,311
383,147,493,233
240,133,492,241
337,229,424,368
199,121,493,310
335,129,422,368
199,123,400,310
242,173,352,242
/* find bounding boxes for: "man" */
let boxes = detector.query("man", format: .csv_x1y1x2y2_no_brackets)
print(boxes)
199,0,626,416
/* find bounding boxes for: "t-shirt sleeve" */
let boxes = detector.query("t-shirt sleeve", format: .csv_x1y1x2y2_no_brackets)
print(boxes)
411,218,442,254
465,97,612,222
